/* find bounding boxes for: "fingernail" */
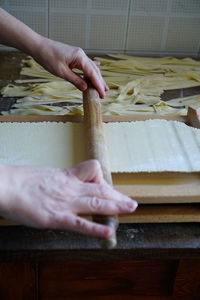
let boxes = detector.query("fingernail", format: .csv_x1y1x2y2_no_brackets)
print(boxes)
103,226,113,238
125,201,138,211
80,83,87,91
100,92,105,99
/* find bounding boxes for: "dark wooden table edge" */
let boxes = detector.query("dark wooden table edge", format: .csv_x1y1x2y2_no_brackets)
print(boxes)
0,223,199,261
0,249,200,262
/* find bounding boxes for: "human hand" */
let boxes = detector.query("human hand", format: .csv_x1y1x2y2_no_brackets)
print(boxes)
31,37,108,98
0,160,137,238
0,9,107,97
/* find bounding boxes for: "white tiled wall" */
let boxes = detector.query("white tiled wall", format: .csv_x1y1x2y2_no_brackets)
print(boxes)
166,17,200,52
50,0,88,10
171,0,200,14
126,16,165,51
131,0,168,12
50,13,87,47
0,0,200,57
0,0,48,36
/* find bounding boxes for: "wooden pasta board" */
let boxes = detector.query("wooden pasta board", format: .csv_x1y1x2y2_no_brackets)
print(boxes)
113,172,200,204
0,108,199,223
0,114,187,123
119,204,200,223
0,204,199,225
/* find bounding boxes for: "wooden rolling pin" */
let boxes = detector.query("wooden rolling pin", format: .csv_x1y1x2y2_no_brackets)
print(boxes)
83,82,118,249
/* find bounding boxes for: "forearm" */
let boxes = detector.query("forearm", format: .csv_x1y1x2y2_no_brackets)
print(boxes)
0,8,42,56
0,8,107,98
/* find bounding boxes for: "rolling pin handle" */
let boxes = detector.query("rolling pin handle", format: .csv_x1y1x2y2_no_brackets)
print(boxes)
101,217,118,249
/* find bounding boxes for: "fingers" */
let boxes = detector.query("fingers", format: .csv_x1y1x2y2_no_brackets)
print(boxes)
66,159,138,215
61,67,87,91
72,49,108,98
83,60,107,98
69,159,103,183
81,180,135,203
91,60,109,91
71,196,137,215
94,61,100,66
54,213,113,238
60,63,108,99
58,161,138,214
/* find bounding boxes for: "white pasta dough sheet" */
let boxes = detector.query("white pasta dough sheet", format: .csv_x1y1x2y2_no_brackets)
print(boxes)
0,119,199,173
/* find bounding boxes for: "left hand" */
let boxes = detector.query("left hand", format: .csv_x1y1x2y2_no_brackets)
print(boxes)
0,160,137,238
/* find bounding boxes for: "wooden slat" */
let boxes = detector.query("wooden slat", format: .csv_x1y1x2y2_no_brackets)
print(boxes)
0,114,187,123
1,204,199,226
113,172,200,204
115,183,200,204
118,204,200,223
0,114,83,123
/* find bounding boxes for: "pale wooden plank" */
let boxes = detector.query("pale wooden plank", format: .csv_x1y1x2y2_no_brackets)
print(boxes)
113,172,200,204
0,114,187,123
118,204,200,223
115,183,200,204
1,204,199,226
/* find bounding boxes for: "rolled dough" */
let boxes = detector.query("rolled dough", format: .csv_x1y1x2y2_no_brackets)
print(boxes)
0,119,199,172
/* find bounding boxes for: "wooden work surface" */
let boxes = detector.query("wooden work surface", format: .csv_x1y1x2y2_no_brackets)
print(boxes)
0,223,199,261
0,51,200,261
0,51,200,300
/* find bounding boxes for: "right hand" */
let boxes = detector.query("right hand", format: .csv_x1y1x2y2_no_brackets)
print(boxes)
0,160,137,238
31,38,108,98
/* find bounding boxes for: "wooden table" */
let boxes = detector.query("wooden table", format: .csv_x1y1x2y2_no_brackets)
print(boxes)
0,51,200,300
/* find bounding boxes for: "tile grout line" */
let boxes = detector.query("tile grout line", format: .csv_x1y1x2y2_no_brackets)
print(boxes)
160,0,173,53
47,0,50,38
197,42,200,58
4,0,10,11
123,0,132,54
85,0,92,51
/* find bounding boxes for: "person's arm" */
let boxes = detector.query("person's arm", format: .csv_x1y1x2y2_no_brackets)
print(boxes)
0,9,138,237
0,160,137,238
0,8,108,98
